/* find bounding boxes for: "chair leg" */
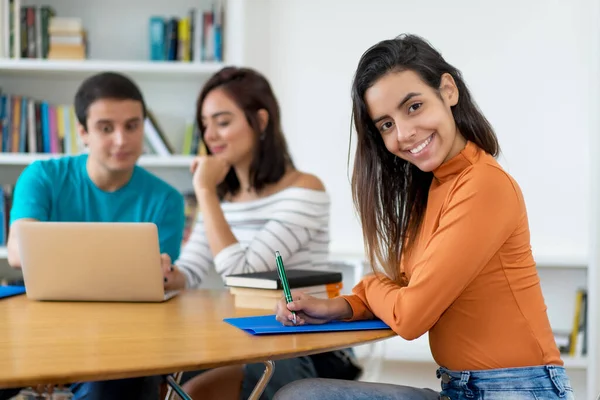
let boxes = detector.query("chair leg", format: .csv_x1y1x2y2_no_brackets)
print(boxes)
165,372,185,400
247,360,275,400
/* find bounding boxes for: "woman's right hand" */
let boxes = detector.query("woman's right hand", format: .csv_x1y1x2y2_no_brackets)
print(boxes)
190,155,230,192
274,292,353,326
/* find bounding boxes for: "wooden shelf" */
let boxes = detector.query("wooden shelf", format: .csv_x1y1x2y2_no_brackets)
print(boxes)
355,338,588,369
0,153,195,168
534,254,588,269
0,59,224,77
562,355,589,369
137,155,195,167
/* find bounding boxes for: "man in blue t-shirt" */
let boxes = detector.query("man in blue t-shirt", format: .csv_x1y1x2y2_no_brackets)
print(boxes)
3,72,184,400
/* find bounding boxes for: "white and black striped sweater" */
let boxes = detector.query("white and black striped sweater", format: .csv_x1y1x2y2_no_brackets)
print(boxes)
176,187,331,288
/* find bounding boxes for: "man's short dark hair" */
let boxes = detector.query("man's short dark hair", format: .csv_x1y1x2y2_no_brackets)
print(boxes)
74,71,147,130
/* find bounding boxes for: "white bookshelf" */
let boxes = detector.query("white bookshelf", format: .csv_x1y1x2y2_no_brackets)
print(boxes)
355,337,589,369
0,153,196,168
533,254,588,269
0,59,225,78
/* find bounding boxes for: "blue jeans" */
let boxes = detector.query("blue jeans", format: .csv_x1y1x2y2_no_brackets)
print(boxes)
273,365,575,400
438,365,574,400
69,376,161,400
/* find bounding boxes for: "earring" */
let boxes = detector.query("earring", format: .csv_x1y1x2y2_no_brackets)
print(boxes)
260,131,266,141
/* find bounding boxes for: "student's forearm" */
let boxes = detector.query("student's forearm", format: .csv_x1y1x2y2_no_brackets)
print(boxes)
6,221,26,268
195,188,238,256
6,238,21,268
330,297,354,320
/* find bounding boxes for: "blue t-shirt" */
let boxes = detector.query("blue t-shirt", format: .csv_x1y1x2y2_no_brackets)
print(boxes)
10,154,185,262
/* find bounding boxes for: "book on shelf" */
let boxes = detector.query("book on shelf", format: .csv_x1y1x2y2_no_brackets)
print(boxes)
0,1,88,60
568,287,587,357
181,191,198,246
553,287,588,359
0,91,177,156
4,1,56,59
149,1,224,63
47,16,87,60
0,93,80,154
142,111,175,156
181,119,206,156
0,183,13,247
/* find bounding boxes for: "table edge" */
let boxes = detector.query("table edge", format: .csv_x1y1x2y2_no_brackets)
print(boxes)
0,333,395,389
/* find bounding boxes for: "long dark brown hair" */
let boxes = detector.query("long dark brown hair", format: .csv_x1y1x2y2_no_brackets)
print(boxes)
196,66,294,200
350,34,500,282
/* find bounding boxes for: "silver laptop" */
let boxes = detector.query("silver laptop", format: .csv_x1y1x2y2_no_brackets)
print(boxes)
17,221,180,302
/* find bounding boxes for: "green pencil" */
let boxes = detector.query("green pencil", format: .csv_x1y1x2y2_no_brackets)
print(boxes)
275,251,296,324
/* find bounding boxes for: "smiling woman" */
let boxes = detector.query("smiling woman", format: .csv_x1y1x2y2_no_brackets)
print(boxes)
272,33,575,400
352,41,499,275
365,71,466,173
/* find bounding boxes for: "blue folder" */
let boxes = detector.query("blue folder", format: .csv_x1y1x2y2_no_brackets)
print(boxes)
0,285,26,299
223,314,390,335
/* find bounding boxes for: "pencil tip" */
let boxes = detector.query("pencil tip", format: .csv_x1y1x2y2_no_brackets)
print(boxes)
275,251,281,257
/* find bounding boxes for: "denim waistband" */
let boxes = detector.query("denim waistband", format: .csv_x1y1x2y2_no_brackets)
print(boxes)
436,365,571,392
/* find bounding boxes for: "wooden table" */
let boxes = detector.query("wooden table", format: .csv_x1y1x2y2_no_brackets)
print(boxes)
0,289,395,399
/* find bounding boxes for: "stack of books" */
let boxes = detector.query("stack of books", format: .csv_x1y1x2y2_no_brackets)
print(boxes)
225,269,344,310
47,17,86,60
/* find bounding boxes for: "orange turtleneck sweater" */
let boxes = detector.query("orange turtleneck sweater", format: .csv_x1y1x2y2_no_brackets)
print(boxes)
343,141,562,371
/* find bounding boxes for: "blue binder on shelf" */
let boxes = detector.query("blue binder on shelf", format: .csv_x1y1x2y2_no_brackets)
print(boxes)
223,314,390,335
0,285,26,299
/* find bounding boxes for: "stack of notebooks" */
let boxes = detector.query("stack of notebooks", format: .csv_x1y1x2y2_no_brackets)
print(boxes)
224,269,343,310
48,17,87,60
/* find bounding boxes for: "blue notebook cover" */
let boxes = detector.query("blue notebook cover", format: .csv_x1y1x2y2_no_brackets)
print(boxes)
223,314,390,335
0,285,26,299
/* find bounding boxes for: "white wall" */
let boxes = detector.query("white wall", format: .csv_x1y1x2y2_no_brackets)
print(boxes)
587,0,600,396
243,0,597,262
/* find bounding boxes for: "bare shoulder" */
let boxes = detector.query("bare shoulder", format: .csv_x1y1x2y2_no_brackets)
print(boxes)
291,172,326,191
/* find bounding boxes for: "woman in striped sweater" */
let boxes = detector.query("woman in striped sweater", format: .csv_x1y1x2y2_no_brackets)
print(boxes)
161,66,360,400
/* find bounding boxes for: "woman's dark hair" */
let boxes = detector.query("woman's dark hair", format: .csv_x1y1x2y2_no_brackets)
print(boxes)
197,66,294,199
350,33,499,282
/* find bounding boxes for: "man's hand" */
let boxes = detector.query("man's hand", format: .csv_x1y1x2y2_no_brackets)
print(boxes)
7,218,38,268
161,253,186,290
